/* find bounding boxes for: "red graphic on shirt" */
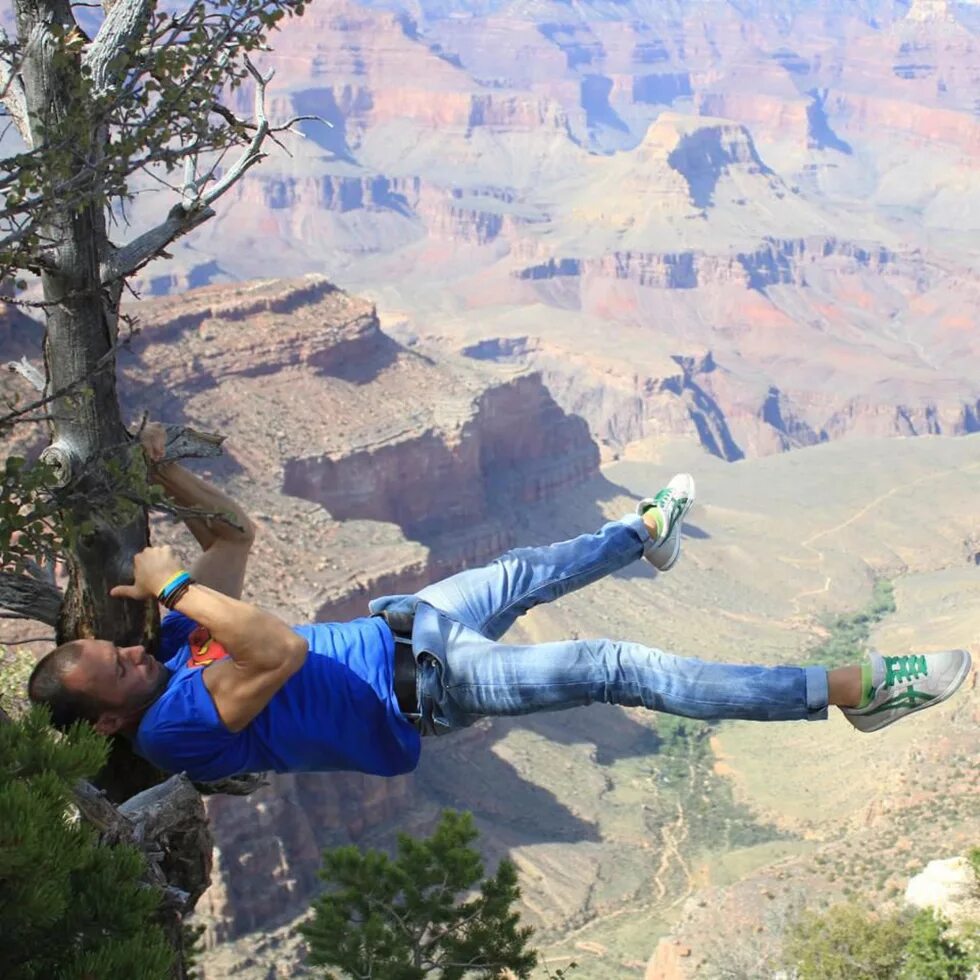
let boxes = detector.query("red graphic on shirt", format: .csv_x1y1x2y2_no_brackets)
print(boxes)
186,625,230,668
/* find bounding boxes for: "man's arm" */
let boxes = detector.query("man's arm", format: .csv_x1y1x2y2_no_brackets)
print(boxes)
112,546,307,732
140,422,256,600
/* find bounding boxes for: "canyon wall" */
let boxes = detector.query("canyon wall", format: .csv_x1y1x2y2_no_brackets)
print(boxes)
120,275,604,941
7,0,979,967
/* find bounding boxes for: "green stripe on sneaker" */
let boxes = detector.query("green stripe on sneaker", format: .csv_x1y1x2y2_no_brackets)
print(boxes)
864,687,937,715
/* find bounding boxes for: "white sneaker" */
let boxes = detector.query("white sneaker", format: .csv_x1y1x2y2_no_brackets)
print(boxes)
637,473,696,571
842,649,972,733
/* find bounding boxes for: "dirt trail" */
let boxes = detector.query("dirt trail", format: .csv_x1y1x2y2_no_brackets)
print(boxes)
786,462,980,615
651,763,696,901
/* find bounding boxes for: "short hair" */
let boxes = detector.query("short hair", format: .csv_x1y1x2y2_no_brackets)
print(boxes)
28,641,108,730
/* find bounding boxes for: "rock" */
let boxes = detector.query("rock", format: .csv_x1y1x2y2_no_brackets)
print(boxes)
905,856,980,925
647,938,696,980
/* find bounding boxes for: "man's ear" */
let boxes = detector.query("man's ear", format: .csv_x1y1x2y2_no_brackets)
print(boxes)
93,712,123,736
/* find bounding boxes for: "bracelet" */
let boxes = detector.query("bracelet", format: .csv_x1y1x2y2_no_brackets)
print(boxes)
163,579,194,610
158,571,194,610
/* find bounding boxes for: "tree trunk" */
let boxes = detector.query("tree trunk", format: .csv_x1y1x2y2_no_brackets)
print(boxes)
15,0,150,648
9,8,205,967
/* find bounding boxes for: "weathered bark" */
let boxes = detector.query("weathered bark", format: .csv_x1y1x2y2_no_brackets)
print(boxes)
0,570,62,625
118,776,213,895
11,5,195,972
15,0,149,649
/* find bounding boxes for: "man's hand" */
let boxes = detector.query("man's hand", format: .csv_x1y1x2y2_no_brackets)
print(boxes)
110,546,184,601
138,421,169,466
131,418,254,600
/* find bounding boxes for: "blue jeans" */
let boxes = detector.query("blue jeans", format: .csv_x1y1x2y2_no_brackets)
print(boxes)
369,516,829,734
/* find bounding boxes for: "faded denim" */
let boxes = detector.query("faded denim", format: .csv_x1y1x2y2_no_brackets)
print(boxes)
369,516,829,734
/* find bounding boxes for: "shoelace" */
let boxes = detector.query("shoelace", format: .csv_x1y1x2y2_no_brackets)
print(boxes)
654,488,688,523
883,654,928,688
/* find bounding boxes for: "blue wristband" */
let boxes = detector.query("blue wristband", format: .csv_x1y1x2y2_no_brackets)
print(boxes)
158,571,191,604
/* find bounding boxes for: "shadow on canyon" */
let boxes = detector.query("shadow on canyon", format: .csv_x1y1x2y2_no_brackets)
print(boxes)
305,468,715,857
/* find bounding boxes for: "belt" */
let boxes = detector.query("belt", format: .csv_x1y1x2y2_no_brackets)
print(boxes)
392,637,419,717
380,611,419,718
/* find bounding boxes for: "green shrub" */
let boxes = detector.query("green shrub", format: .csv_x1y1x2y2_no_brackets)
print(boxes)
968,846,980,891
0,707,173,979
901,907,978,980
300,809,538,979
782,901,980,980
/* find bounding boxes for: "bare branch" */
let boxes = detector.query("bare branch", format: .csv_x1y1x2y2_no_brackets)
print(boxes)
100,59,289,284
73,778,135,835
209,99,253,132
147,497,245,533
192,772,268,796
160,423,225,463
0,333,124,429
0,293,63,309
197,56,272,207
0,413,77,425
82,0,156,97
100,201,215,284
0,26,31,147
181,155,197,210
6,356,44,392
117,773,212,907
0,571,63,627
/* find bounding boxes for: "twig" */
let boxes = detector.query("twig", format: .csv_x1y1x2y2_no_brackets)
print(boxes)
0,336,127,429
0,413,76,425
6,357,44,392
146,498,245,534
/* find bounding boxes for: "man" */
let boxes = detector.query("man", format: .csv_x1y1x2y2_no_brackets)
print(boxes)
29,425,972,782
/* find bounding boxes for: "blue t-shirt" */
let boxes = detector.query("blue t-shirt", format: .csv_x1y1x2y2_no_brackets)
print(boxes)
133,612,421,781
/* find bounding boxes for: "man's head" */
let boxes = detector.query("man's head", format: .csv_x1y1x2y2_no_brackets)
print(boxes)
28,639,168,735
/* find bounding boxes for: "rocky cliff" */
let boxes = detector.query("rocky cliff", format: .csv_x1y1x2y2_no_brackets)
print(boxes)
76,0,980,968
114,0,980,471
120,275,601,942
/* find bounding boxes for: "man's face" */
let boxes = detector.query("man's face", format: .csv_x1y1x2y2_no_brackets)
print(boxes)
63,639,167,734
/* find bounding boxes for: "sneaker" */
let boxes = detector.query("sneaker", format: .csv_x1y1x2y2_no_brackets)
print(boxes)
842,649,972,733
637,473,696,571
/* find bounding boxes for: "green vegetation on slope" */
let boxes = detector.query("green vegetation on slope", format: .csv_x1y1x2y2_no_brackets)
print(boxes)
781,901,980,980
805,579,896,668
650,716,786,854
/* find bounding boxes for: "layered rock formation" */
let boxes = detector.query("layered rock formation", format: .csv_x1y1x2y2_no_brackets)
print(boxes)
44,0,980,970
119,275,602,942
102,273,980,974
115,1,980,466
